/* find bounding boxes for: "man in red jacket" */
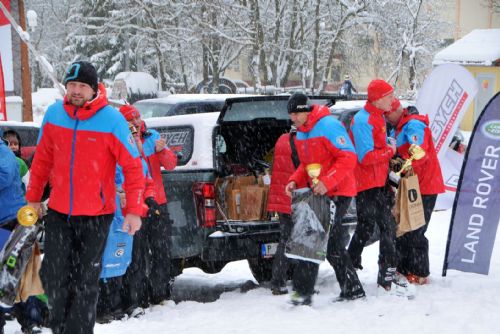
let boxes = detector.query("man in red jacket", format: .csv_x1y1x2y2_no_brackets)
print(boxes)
119,105,177,306
26,61,145,334
285,93,365,304
385,98,445,284
347,79,402,294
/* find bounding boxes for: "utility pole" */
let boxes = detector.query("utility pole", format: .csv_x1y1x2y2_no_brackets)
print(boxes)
18,0,32,121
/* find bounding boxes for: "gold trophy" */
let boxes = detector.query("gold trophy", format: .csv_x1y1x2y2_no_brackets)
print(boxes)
17,205,39,227
395,144,426,176
306,163,322,185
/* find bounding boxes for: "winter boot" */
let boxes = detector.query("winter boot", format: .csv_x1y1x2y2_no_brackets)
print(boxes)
406,273,430,285
332,289,366,303
288,292,312,306
271,286,289,296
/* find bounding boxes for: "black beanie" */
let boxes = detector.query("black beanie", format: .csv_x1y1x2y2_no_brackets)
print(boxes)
287,92,311,113
63,61,99,92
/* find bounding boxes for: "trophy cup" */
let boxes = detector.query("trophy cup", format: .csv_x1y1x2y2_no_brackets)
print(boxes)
306,163,322,185
395,144,426,176
17,205,39,227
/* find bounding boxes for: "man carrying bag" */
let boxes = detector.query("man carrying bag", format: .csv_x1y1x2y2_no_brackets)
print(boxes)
386,98,445,285
285,93,365,305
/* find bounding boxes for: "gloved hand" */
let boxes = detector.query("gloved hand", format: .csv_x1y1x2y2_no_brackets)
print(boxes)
390,157,405,173
145,197,161,219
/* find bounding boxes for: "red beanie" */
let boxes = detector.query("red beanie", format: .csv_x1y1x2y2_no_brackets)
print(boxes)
367,79,394,102
119,104,140,121
386,98,401,115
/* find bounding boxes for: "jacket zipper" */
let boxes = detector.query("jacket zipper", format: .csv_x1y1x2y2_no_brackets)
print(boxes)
67,107,79,222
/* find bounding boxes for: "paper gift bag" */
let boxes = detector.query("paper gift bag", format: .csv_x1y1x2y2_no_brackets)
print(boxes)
16,242,44,303
240,186,266,221
394,172,426,237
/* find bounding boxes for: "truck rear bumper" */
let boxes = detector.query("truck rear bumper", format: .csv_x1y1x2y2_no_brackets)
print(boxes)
201,221,280,262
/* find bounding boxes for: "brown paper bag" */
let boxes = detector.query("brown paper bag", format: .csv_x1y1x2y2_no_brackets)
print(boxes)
15,243,44,303
240,186,266,221
394,172,426,237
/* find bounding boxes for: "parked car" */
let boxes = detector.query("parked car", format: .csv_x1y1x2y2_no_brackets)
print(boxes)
144,95,351,283
134,94,242,118
0,121,40,162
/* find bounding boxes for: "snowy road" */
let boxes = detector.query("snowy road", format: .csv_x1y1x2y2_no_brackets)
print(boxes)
6,209,500,334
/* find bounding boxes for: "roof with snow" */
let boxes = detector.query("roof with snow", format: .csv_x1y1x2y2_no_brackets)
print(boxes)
433,29,500,66
113,72,158,95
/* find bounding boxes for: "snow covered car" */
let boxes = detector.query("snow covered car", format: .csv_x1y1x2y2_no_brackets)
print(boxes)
0,121,40,162
144,95,343,283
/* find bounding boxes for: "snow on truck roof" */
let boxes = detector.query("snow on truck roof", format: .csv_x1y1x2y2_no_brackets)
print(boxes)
433,29,500,66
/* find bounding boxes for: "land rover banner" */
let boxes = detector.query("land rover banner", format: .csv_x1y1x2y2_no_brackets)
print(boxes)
443,92,500,276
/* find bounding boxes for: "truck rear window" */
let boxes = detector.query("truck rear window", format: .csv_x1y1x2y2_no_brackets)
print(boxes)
154,126,194,167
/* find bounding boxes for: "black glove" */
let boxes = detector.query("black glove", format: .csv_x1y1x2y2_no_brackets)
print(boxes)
145,197,161,218
390,157,405,173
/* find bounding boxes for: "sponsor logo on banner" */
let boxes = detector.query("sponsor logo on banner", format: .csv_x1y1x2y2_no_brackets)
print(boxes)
482,120,500,140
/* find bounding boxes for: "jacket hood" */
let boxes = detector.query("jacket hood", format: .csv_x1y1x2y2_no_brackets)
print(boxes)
63,83,109,120
396,110,429,132
298,104,331,132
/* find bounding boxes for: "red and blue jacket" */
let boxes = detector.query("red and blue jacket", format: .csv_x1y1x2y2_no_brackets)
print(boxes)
26,84,145,216
139,121,177,205
394,111,445,195
350,102,393,192
289,105,357,197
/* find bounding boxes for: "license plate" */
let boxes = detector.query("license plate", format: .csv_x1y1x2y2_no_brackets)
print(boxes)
261,243,278,258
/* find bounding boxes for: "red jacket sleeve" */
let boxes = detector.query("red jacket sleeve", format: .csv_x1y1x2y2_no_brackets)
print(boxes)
112,128,146,216
157,148,177,171
144,175,156,200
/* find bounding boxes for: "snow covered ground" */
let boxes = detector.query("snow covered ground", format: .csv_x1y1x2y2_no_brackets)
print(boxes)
5,209,500,334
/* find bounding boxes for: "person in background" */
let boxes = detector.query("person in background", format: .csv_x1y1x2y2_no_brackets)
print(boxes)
119,104,177,306
385,98,445,284
348,79,410,296
339,75,357,97
267,126,301,295
285,93,365,305
0,129,26,334
25,61,145,334
3,130,29,192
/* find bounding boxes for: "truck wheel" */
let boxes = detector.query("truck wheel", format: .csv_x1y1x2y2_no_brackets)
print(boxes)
170,259,184,278
199,261,226,274
247,258,273,283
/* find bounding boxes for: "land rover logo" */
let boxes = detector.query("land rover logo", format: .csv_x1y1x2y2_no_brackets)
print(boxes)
482,120,500,140
115,249,125,257
408,189,418,202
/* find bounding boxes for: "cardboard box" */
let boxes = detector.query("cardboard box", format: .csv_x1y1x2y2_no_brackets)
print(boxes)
240,186,266,221
226,189,241,220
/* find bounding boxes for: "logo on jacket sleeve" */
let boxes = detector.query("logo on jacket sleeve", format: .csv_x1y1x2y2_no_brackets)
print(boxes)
128,133,135,146
336,135,347,146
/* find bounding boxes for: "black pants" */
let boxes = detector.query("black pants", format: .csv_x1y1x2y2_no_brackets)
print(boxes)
396,194,437,277
143,204,172,304
41,209,112,334
326,196,364,297
97,276,123,317
270,213,293,288
122,204,172,308
292,196,361,297
348,186,397,287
